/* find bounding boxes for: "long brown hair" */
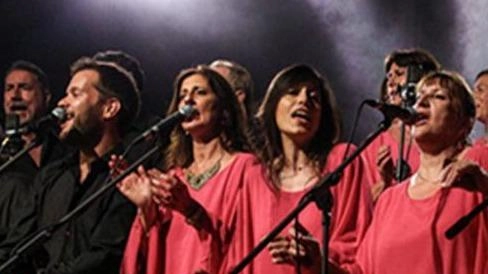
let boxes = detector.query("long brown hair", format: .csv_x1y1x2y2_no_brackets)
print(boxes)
255,64,341,184
164,65,248,169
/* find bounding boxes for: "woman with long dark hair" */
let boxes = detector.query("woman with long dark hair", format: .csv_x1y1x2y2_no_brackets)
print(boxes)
224,64,372,274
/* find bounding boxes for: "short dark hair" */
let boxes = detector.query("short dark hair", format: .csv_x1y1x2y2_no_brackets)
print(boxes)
475,69,488,81
92,50,145,92
384,48,441,73
70,56,141,134
380,48,441,102
5,60,50,96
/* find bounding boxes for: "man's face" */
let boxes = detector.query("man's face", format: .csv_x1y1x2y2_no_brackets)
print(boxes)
385,62,407,106
474,74,488,124
4,69,48,126
57,69,105,146
212,65,248,118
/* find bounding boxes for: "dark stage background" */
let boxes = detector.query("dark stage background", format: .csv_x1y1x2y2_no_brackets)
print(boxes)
1,0,487,142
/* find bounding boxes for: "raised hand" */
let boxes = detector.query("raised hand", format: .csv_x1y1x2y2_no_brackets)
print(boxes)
376,145,395,184
267,223,321,273
148,169,196,216
116,165,154,208
370,145,395,201
109,154,129,177
439,159,488,195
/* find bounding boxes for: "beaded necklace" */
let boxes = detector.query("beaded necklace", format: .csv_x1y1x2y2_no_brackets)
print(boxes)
186,155,223,190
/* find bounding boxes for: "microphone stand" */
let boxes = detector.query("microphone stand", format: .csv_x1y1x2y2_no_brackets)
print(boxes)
0,136,42,174
0,143,162,273
230,119,392,274
396,78,417,182
445,196,488,239
395,120,410,181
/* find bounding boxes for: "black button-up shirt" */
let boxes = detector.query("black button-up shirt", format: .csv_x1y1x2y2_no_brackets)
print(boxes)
0,146,136,274
0,133,70,242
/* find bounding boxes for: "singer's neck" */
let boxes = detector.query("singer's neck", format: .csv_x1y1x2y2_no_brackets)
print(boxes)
191,137,226,166
78,127,121,183
22,131,36,144
281,136,315,172
23,132,42,167
419,145,462,174
409,144,466,199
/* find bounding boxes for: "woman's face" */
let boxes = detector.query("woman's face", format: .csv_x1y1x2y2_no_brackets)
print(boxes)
177,73,219,139
275,82,322,146
473,74,488,125
413,79,466,146
385,62,407,106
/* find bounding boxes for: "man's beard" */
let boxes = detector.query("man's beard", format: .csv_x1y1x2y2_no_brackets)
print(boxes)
62,109,103,149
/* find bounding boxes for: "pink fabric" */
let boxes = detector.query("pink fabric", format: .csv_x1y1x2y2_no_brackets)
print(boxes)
222,143,373,274
473,137,488,150
120,153,258,274
356,147,488,274
362,130,420,187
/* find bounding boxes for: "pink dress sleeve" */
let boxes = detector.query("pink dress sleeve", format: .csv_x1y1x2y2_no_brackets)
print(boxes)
325,143,373,274
361,131,420,188
121,153,258,274
222,144,372,274
356,173,488,274
120,209,171,274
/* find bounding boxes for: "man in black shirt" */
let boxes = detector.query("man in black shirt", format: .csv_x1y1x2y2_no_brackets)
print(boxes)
0,61,69,241
0,54,141,273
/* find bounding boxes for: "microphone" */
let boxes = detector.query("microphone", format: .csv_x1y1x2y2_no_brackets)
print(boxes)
142,104,194,139
128,104,195,148
400,65,425,107
27,107,68,133
4,114,25,136
1,114,25,156
365,100,418,124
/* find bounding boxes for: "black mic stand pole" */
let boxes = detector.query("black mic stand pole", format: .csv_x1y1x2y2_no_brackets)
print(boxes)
0,137,42,174
0,142,163,273
395,120,410,181
396,76,417,182
231,119,392,274
445,196,488,239
395,93,413,182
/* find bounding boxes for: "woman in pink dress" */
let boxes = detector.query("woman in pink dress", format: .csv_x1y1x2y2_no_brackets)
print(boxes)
116,65,256,274
362,48,440,202
473,69,488,148
357,71,488,274
224,64,372,274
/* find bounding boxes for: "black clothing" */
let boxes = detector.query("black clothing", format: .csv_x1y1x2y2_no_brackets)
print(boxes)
0,133,69,242
0,147,136,274
122,113,166,169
